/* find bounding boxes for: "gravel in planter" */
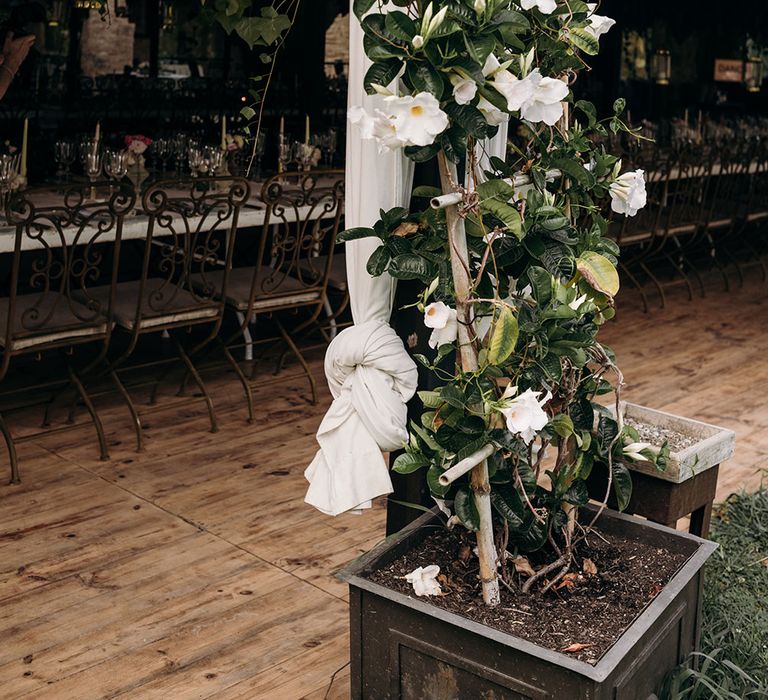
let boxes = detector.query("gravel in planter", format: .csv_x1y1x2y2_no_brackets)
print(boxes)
368,525,689,666
625,416,698,452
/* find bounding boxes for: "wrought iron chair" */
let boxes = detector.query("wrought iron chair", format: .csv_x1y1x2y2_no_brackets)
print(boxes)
205,170,345,420
79,177,250,452
0,184,135,483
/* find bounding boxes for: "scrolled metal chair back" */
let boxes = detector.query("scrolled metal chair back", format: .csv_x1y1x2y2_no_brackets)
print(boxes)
2,183,136,352
252,170,344,302
136,176,250,323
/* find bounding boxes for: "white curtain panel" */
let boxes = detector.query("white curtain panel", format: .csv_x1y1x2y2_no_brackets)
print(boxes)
304,4,509,516
304,3,418,516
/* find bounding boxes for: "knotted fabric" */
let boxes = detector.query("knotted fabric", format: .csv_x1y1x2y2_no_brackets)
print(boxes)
304,320,418,515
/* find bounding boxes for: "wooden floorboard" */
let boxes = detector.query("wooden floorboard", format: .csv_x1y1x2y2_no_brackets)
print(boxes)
0,271,766,698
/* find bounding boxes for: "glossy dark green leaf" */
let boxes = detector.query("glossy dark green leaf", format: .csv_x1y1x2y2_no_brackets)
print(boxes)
454,487,480,531
337,226,376,242
611,461,633,511
366,245,391,276
385,10,417,41
392,452,430,474
363,60,403,94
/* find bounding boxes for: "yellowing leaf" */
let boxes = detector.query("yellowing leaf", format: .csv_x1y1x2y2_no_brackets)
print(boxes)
510,556,536,578
576,251,620,298
487,305,519,366
582,558,598,575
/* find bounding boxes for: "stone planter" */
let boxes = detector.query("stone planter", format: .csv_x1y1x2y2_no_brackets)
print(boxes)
339,506,717,700
616,402,735,483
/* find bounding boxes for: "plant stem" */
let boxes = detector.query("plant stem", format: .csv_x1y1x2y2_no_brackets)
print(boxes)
437,151,500,607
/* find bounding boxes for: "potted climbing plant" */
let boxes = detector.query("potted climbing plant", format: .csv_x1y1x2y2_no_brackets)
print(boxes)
338,0,718,697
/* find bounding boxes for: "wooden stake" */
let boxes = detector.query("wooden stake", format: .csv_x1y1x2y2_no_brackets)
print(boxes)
437,151,500,607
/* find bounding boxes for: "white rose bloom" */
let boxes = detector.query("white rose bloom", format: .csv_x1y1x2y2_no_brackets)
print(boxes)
499,387,551,444
520,0,557,14
405,565,442,597
388,92,449,147
450,74,478,105
496,69,568,126
585,4,616,40
424,301,458,349
609,169,647,217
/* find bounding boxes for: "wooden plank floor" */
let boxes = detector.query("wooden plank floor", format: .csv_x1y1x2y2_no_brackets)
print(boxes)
0,270,766,699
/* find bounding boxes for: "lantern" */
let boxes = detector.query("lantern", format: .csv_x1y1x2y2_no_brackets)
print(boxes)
652,49,672,85
744,57,764,93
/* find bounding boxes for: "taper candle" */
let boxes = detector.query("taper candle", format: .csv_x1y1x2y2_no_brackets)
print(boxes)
305,114,310,145
20,118,28,179
221,115,227,150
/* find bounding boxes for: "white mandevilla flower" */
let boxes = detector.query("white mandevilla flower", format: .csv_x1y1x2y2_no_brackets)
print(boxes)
348,92,449,151
569,294,588,311
450,74,478,105
520,0,557,14
498,386,551,444
623,442,654,463
405,565,442,596
496,69,569,126
477,95,509,126
424,301,458,349
610,169,647,217
585,4,616,40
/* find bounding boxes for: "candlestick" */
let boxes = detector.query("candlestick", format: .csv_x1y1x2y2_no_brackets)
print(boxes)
279,116,285,141
20,118,28,179
305,115,310,146
221,115,227,151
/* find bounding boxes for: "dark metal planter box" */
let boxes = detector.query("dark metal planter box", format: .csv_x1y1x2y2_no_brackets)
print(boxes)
339,506,717,700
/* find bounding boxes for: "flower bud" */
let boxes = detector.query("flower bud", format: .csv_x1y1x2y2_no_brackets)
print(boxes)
474,0,486,14
412,34,425,49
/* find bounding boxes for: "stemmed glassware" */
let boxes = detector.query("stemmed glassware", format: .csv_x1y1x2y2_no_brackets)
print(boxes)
293,141,315,171
188,144,204,178
0,153,20,219
54,140,76,185
104,150,128,193
85,149,102,200
152,138,171,176
172,133,188,182
278,136,292,176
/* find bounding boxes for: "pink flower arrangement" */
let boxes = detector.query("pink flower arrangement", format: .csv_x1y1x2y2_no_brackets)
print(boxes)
124,134,152,155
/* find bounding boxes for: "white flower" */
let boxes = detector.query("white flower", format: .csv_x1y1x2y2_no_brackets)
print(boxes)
405,565,442,596
424,301,458,349
412,34,425,49
477,96,509,126
348,92,449,152
495,69,569,126
388,92,449,147
520,0,557,14
569,294,588,311
623,442,654,463
609,169,647,217
499,387,551,444
450,74,478,105
585,4,616,40
474,0,486,13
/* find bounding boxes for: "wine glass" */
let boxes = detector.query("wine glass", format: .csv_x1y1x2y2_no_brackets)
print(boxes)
172,133,188,182
85,150,102,200
0,153,20,218
152,138,171,175
54,140,76,185
188,144,204,178
104,150,128,192
293,141,315,171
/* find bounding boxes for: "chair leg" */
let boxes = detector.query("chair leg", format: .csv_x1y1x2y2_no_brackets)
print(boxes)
662,251,695,301
619,261,650,313
0,411,20,484
171,335,219,434
639,261,667,308
219,339,254,424
110,369,144,452
67,365,109,461
276,320,317,405
323,297,338,341
236,311,254,362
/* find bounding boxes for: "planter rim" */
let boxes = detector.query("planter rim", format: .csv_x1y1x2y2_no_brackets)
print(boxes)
338,505,717,683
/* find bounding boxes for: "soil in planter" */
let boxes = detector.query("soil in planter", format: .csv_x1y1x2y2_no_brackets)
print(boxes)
367,526,689,665
625,416,697,452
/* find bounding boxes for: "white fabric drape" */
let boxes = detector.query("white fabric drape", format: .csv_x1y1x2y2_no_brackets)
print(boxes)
304,3,418,516
304,5,511,516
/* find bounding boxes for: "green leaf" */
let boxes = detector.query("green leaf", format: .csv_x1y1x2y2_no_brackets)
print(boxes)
240,105,256,120
569,26,600,55
366,245,391,276
551,157,596,189
576,251,620,297
412,185,442,199
480,199,523,238
410,422,441,451
363,60,403,94
444,102,490,139
337,226,376,242
477,178,515,201
418,390,443,409
353,0,376,19
389,254,432,281
385,10,417,41
404,142,441,162
490,487,525,529
454,487,480,531
440,384,466,409
613,97,626,116
611,461,633,511
550,414,574,438
427,465,450,498
487,305,519,366
564,479,589,506
392,452,430,474
406,62,445,99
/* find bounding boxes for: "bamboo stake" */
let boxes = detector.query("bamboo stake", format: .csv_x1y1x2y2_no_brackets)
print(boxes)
439,444,495,487
437,151,500,607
